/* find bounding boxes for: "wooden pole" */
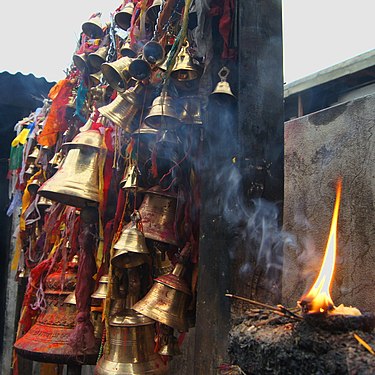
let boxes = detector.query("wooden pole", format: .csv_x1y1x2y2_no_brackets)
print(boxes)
193,0,284,373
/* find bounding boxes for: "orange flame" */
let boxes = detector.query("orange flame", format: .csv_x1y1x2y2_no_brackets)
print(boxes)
299,180,342,314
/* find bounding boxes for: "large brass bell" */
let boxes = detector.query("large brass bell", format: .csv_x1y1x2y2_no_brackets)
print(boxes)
144,91,180,129
98,83,144,132
132,262,191,332
95,294,168,375
111,217,150,269
82,14,104,39
210,66,236,100
101,57,133,93
138,186,178,246
170,41,201,82
14,259,99,364
88,46,109,72
91,275,109,299
37,130,103,208
115,2,135,31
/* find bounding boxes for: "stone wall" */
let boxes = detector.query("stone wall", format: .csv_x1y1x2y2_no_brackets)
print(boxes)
282,93,375,312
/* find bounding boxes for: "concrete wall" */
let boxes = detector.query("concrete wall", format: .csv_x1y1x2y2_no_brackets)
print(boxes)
282,93,375,312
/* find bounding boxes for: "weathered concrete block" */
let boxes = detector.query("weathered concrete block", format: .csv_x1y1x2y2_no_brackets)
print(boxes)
282,94,375,312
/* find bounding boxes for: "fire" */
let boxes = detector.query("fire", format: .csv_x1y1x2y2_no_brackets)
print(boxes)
299,179,360,316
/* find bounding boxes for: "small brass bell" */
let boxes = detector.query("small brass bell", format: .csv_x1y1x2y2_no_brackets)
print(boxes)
170,41,201,82
132,262,191,332
111,218,150,269
138,186,178,246
90,71,103,86
210,66,236,100
178,95,203,125
143,41,165,65
88,46,109,72
101,56,133,93
82,14,104,39
120,164,144,192
37,130,103,208
27,147,39,162
37,196,54,211
98,83,144,132
25,162,38,178
120,39,137,58
64,290,77,305
27,173,44,195
48,150,63,168
158,333,182,356
128,57,152,81
115,2,135,31
144,91,181,129
91,275,109,299
146,0,162,22
73,53,89,73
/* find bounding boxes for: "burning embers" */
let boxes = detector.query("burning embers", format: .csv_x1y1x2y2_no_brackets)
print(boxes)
298,179,361,317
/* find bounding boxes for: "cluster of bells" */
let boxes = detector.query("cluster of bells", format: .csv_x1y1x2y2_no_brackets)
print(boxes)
14,126,191,374
13,3,236,372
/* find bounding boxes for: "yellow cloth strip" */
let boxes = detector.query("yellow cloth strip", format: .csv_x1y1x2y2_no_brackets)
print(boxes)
11,230,22,271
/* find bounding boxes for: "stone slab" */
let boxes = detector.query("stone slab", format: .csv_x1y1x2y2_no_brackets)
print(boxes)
282,94,375,312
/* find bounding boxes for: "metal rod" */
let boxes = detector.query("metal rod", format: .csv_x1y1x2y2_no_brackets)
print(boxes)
225,293,281,312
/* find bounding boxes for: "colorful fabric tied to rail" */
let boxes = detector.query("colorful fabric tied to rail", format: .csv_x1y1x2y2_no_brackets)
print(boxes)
7,0,237,373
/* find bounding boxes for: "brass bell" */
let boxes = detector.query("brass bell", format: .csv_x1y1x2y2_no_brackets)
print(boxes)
178,95,203,125
25,162,38,178
143,41,165,65
14,260,99,364
120,39,137,58
132,122,158,137
37,131,102,208
132,262,191,332
158,333,182,356
115,2,135,31
138,186,178,246
111,219,150,269
144,91,180,129
210,66,236,100
27,173,44,195
120,164,145,192
82,14,104,39
128,57,152,81
170,41,201,82
64,290,77,305
96,306,168,374
146,0,162,22
90,71,103,86
98,83,144,132
73,53,89,73
88,46,109,72
62,129,103,149
48,150,63,168
37,196,54,210
91,275,109,299
101,56,133,93
153,243,173,277
27,147,39,162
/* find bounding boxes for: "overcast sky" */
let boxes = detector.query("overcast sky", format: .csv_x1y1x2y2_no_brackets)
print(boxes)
1,0,374,83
